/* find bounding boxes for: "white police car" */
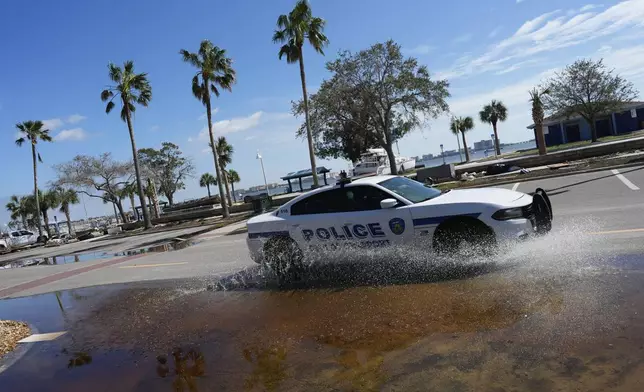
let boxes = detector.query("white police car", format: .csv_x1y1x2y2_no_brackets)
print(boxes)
246,175,552,275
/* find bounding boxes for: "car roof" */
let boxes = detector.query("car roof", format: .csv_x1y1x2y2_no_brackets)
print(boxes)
351,175,396,185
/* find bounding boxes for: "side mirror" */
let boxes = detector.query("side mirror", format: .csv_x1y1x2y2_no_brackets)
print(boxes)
380,198,398,209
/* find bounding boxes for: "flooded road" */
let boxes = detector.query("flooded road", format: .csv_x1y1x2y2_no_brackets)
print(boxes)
2,239,644,391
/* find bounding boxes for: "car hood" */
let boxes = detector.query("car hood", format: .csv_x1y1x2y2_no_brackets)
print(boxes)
420,188,530,208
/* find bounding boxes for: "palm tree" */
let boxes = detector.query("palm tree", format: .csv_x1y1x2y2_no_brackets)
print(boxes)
529,88,549,156
215,136,234,206
227,169,240,203
450,116,475,163
273,0,329,188
122,182,138,220
180,40,236,218
199,173,216,198
100,61,152,229
57,188,79,235
15,120,53,237
6,195,30,229
479,100,508,156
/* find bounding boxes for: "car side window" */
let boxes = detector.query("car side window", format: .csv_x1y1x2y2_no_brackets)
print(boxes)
290,186,396,216
336,186,395,212
291,190,342,215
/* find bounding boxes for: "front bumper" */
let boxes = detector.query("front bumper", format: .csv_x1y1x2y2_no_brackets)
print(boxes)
494,218,536,241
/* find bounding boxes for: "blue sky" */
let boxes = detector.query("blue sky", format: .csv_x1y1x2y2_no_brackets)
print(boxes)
1,0,643,223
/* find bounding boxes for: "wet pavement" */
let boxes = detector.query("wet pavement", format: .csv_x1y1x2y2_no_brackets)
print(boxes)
2,234,644,391
0,241,197,270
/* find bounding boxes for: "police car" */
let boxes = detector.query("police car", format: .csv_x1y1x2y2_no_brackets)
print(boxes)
246,174,552,275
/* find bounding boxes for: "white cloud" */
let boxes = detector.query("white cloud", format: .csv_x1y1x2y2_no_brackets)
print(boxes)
437,0,644,80
187,137,194,142
66,114,87,124
197,108,219,121
452,34,473,44
404,44,434,55
197,111,268,141
580,4,604,12
245,135,257,141
55,128,87,141
42,118,64,130
516,0,527,3
488,26,503,38
150,125,160,132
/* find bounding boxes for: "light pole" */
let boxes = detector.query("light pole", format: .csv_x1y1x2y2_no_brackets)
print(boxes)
256,150,270,196
440,144,445,165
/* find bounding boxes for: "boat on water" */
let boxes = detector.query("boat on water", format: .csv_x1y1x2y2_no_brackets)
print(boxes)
352,148,416,176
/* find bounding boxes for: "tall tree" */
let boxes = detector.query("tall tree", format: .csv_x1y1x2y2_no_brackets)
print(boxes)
292,84,379,163
180,40,236,218
309,40,450,174
529,88,549,156
53,153,132,222
450,117,474,163
15,120,53,237
227,169,240,203
57,188,79,235
479,100,508,156
25,189,60,237
215,136,234,206
138,142,195,206
199,173,216,198
100,61,152,229
543,59,638,143
273,0,329,187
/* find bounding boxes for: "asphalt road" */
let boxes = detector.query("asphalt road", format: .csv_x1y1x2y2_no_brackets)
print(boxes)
1,165,644,299
2,166,644,391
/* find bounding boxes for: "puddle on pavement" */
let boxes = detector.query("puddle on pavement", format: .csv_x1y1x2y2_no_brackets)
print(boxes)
2,248,644,391
0,240,197,269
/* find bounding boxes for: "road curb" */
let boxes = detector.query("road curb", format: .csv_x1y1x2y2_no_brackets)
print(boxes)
458,161,644,189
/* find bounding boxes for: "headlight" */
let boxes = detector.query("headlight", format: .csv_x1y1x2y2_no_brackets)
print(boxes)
492,207,524,220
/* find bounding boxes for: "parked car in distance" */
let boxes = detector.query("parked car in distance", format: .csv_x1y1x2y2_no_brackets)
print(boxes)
0,235,11,254
9,230,47,249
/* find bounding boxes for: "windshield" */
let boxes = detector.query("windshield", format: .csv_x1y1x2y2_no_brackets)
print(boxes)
378,176,442,203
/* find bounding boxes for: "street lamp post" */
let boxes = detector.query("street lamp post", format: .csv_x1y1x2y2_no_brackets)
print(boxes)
440,144,445,165
256,150,270,196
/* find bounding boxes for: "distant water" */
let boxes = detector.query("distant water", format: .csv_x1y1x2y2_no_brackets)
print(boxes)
420,141,536,168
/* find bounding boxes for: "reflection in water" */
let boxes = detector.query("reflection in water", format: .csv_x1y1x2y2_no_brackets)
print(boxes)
243,346,288,392
156,348,205,392
67,352,92,369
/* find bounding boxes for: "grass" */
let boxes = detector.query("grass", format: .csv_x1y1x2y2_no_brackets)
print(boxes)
456,130,644,166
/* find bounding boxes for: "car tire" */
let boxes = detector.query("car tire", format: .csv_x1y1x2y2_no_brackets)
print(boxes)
533,190,552,234
263,236,304,279
433,218,496,256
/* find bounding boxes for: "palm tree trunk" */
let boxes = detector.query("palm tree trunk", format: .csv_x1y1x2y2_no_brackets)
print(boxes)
42,210,51,237
205,93,229,218
64,208,74,235
492,122,501,156
456,134,463,162
129,194,136,220
223,170,233,206
116,200,127,223
206,184,211,198
124,105,152,229
298,48,319,187
536,124,547,155
461,132,471,162
31,144,43,237
231,183,236,203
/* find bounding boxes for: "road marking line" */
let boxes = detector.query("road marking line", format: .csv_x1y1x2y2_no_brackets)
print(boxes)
118,262,188,269
18,331,67,343
611,169,640,190
589,228,644,235
511,182,521,191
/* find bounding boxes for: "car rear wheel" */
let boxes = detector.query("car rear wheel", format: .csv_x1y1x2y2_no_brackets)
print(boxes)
263,237,304,279
433,219,496,256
